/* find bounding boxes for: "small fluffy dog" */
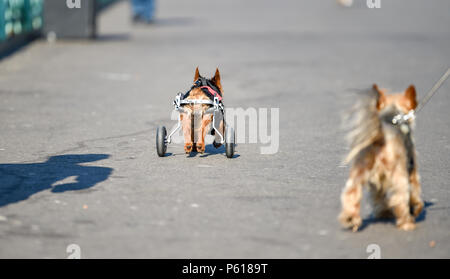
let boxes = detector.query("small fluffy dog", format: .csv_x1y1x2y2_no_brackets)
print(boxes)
339,84,424,231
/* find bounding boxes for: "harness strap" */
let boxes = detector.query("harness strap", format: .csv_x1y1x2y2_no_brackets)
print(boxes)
180,99,215,105
200,86,222,101
182,77,223,101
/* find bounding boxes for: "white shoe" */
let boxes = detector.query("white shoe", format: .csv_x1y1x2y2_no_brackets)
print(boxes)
337,0,353,7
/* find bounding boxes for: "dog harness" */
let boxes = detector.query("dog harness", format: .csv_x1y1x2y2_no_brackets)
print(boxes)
182,77,222,102
380,106,415,174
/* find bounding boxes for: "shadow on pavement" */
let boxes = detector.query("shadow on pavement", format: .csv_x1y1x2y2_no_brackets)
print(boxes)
0,154,112,207
199,144,239,158
359,201,435,231
153,17,197,27
164,143,239,158
96,33,131,42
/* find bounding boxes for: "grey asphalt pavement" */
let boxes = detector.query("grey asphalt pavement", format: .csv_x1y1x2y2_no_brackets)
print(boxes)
0,0,449,258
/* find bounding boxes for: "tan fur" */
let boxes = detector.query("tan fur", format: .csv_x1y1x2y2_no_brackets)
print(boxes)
339,84,423,231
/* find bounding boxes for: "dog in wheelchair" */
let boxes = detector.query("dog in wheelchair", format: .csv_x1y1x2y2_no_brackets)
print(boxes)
180,67,225,154
156,67,235,158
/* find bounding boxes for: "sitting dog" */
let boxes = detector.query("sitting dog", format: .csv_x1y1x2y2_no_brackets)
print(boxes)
181,67,225,154
339,84,424,231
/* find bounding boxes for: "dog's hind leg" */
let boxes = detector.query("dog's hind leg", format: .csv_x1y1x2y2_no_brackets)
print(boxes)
213,119,224,148
409,168,424,218
195,114,212,154
389,171,416,231
339,166,366,232
211,111,224,148
181,112,194,154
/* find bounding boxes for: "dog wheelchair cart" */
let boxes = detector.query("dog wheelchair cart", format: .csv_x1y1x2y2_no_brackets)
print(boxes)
156,93,235,158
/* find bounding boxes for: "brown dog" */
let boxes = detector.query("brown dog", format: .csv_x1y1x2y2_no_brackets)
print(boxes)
181,67,224,154
339,84,424,231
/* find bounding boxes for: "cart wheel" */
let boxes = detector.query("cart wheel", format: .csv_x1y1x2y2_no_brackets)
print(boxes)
156,126,167,157
225,126,235,158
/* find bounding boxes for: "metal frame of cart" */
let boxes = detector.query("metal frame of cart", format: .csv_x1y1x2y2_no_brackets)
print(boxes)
156,93,235,158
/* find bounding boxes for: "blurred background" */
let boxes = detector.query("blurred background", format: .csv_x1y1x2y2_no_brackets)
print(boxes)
0,0,119,52
0,0,44,42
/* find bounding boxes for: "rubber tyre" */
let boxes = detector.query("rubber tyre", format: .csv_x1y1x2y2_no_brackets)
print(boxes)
156,126,167,157
225,126,235,158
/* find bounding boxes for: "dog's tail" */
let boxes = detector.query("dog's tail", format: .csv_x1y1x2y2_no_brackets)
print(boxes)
343,87,384,164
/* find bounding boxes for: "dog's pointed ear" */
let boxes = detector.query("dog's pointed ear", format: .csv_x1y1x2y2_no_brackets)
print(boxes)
194,67,200,82
373,84,386,110
211,68,222,92
404,85,418,110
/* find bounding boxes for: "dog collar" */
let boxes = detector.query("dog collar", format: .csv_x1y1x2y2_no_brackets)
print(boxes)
392,110,415,125
391,110,415,135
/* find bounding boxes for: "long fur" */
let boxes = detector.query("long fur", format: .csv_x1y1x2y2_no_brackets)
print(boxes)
343,88,383,164
339,85,424,231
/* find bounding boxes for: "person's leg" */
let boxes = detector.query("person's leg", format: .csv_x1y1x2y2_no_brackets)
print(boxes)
131,0,146,19
142,0,156,22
